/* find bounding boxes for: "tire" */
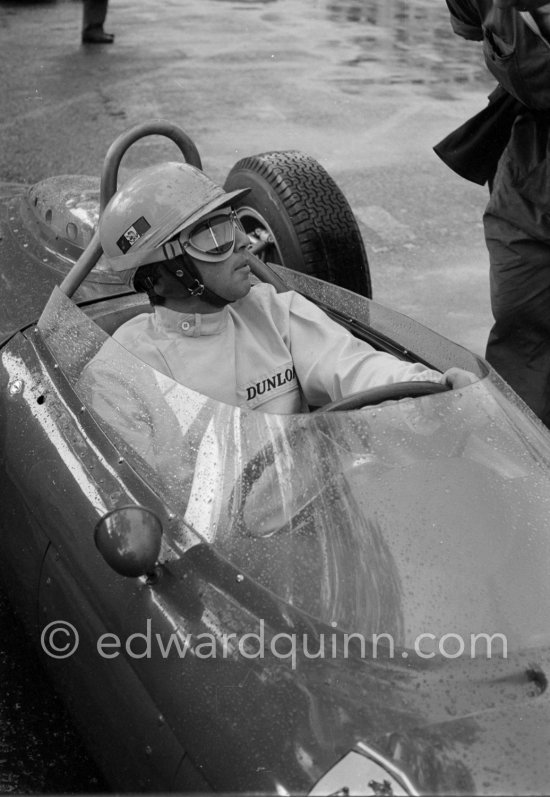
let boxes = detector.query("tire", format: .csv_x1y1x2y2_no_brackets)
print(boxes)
224,151,372,297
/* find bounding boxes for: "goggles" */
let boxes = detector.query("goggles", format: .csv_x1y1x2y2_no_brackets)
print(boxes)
172,209,246,263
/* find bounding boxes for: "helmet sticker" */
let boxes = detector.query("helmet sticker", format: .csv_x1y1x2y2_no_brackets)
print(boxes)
116,216,151,253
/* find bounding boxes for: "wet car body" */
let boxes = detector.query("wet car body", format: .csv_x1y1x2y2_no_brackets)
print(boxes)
1,123,550,795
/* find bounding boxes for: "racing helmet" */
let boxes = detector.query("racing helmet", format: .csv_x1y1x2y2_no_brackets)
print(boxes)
99,161,250,281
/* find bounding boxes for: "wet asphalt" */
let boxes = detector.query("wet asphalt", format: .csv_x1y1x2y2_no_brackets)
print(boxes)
1,0,497,353
0,0,498,791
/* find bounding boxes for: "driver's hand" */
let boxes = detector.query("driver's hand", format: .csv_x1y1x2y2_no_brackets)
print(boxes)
442,367,479,390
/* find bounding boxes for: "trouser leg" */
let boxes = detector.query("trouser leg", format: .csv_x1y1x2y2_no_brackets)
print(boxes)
83,0,109,31
484,215,550,427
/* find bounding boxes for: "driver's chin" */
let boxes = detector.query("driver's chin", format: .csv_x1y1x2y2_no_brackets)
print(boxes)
227,282,252,303
216,275,252,303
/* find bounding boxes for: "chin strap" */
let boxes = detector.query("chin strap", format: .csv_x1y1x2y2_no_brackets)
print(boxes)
164,254,232,308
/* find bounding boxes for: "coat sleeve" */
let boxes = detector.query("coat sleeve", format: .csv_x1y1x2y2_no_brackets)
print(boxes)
445,0,484,41
285,292,443,407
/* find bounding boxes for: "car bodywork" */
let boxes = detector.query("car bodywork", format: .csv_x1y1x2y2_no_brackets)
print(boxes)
1,122,550,795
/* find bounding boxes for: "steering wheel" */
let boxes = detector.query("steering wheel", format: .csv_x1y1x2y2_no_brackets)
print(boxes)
316,380,450,412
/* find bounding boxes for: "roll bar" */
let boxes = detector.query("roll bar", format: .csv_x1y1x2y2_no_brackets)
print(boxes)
59,120,202,297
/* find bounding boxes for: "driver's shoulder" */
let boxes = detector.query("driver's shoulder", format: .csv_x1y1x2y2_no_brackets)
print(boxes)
112,311,155,346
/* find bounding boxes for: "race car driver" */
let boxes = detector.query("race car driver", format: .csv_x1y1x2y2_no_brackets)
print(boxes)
92,161,478,414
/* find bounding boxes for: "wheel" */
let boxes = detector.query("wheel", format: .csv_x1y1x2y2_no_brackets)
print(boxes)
224,151,372,297
316,381,450,412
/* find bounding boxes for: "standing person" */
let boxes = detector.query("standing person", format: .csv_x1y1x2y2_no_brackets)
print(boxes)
437,0,550,427
82,0,114,44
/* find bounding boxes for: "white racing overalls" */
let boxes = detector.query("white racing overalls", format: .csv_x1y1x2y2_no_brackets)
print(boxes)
105,282,443,414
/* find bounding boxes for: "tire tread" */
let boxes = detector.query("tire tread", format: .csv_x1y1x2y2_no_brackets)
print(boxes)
225,151,371,296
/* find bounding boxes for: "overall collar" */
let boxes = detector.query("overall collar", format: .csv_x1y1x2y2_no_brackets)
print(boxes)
153,304,229,337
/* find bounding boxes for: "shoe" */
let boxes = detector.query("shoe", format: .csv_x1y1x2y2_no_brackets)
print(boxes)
82,27,115,44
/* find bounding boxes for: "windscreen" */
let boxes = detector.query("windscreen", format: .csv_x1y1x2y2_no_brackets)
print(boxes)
39,288,550,657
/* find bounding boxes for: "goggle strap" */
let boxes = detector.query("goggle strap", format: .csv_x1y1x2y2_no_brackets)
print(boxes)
188,279,205,296
165,254,231,308
162,239,183,262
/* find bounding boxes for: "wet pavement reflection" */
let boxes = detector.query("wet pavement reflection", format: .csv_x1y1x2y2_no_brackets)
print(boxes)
209,0,492,90
325,0,490,87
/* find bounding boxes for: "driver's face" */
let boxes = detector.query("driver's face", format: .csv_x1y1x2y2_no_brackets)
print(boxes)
191,224,253,303
153,224,253,307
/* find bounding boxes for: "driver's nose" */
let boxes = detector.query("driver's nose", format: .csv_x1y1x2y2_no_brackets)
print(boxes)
235,226,250,250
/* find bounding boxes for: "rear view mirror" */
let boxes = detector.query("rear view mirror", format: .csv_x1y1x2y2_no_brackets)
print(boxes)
94,505,163,578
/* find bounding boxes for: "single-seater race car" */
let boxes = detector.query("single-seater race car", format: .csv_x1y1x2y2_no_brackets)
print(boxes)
1,120,549,795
